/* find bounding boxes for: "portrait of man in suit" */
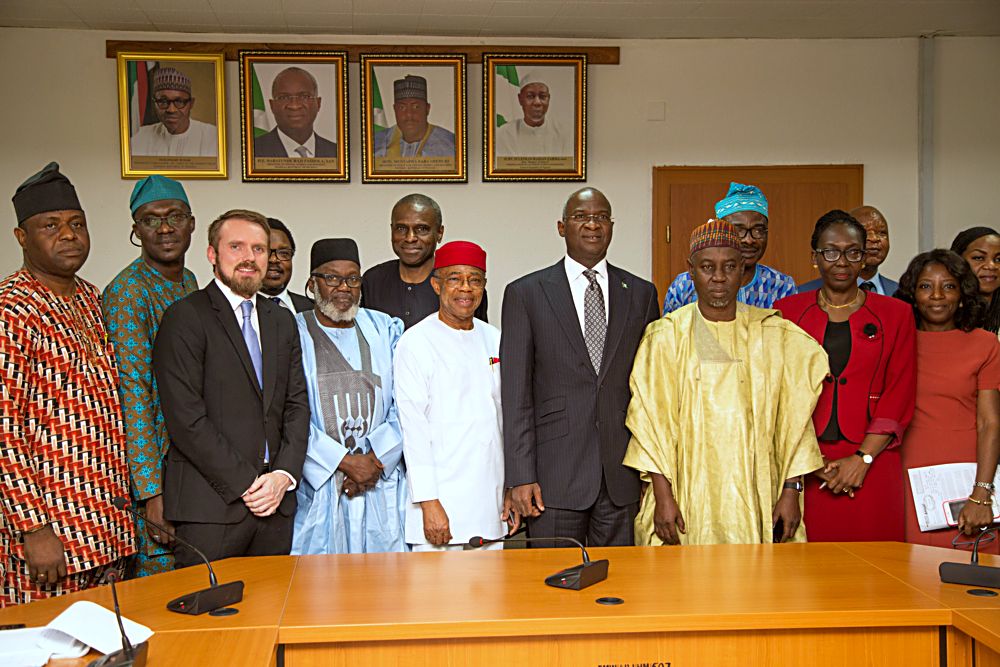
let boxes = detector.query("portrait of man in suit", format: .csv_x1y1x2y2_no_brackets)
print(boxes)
254,67,338,159
500,187,660,547
153,209,309,566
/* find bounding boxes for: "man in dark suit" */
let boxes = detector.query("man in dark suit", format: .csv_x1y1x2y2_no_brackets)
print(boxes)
501,188,660,546
153,210,310,566
261,217,313,313
799,205,898,296
253,67,338,159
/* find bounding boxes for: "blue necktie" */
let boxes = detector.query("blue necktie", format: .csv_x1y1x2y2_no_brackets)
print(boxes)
241,300,269,463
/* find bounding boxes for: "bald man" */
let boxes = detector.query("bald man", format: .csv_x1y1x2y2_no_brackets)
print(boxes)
254,67,338,159
799,205,898,296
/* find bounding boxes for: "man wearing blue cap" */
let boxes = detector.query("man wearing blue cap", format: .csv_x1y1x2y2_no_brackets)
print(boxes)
103,175,198,576
662,183,797,314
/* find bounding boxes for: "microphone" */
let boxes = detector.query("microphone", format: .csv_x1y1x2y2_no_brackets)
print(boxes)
88,571,149,667
467,533,609,590
939,528,1000,590
112,497,244,616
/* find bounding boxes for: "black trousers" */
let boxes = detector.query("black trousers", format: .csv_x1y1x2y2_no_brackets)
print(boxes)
526,475,637,547
172,513,293,568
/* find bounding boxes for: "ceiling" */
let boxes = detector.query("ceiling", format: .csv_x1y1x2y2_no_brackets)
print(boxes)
1,0,998,39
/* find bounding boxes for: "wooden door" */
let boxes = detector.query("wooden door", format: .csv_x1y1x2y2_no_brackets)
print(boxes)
651,165,864,298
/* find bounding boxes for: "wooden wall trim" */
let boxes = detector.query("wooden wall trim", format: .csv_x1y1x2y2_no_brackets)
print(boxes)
105,40,620,64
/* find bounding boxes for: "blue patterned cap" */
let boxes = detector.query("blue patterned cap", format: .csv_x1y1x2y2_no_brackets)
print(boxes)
129,175,189,214
714,182,768,219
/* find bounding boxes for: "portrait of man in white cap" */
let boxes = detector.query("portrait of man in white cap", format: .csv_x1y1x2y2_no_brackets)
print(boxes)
495,69,573,158
373,74,455,159
131,66,218,158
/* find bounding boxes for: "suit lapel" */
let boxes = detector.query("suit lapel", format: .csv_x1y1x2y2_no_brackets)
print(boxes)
258,296,278,411
598,265,632,383
207,282,262,400
542,261,593,373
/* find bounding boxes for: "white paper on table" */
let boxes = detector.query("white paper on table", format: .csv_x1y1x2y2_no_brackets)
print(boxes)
907,462,1000,531
0,625,88,666
45,600,154,655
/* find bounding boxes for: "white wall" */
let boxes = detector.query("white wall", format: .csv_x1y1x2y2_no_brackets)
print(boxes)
0,28,993,321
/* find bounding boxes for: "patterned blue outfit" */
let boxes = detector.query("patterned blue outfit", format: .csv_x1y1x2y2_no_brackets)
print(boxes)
662,263,797,315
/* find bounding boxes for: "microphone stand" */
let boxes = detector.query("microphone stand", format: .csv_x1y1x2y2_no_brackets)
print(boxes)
87,571,149,667
939,528,1000,591
469,529,610,590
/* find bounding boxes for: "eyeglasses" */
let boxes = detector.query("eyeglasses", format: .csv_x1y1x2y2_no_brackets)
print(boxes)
135,213,192,230
274,93,317,105
816,248,866,263
153,97,192,110
268,248,294,261
566,213,613,225
443,275,486,289
734,225,768,240
952,529,996,549
311,273,362,289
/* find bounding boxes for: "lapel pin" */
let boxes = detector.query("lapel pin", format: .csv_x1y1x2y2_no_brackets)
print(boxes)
621,281,628,289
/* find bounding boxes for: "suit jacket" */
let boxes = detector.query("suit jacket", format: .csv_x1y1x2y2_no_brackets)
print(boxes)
289,290,314,313
153,281,310,524
501,260,660,510
774,291,916,444
253,128,338,158
798,274,899,296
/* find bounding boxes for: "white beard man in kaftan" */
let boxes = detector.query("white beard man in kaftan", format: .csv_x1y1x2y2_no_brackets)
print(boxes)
291,239,407,554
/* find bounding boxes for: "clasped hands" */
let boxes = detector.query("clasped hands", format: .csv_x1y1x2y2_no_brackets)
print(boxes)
242,472,293,517
815,455,870,497
338,451,383,498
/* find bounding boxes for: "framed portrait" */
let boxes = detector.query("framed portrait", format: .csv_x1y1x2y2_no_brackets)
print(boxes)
482,54,587,182
116,52,226,179
239,50,349,183
360,54,467,183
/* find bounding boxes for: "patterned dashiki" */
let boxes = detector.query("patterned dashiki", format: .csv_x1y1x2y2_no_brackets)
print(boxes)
103,258,198,577
0,270,134,607
661,263,797,315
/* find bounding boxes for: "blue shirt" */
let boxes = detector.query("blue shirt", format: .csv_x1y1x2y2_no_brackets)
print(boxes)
662,263,797,315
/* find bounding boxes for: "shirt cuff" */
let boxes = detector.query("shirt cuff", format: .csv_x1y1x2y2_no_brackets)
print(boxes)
273,469,298,492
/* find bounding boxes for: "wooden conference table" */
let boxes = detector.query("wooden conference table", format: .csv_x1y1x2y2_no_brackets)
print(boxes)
5,542,1000,666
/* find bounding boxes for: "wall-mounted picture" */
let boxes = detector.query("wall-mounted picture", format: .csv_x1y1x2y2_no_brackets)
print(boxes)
239,50,349,182
360,54,467,183
116,51,226,179
483,54,587,182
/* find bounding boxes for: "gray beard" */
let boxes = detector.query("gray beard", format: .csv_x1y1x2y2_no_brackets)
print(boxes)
707,298,731,309
318,297,359,324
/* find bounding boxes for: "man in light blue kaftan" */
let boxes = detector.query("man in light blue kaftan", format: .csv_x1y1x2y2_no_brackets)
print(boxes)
291,238,407,554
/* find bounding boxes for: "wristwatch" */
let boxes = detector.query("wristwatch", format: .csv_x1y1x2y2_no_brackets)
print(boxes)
854,450,874,464
783,480,804,492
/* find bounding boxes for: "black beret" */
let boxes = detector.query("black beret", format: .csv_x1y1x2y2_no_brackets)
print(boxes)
311,238,360,271
12,162,82,224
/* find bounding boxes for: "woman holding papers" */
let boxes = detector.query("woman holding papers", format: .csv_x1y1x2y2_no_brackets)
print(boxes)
896,250,1000,551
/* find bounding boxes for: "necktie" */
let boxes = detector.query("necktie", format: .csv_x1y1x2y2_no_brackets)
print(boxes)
859,281,876,293
240,300,263,388
294,145,311,158
583,269,607,374
270,296,285,308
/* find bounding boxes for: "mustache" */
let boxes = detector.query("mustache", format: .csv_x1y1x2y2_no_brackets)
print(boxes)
235,260,260,273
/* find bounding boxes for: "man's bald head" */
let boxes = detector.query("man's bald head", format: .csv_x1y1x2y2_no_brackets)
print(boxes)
559,187,614,268
850,205,890,276
562,187,611,219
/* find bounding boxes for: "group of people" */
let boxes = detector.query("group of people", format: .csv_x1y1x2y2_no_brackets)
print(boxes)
2,162,998,609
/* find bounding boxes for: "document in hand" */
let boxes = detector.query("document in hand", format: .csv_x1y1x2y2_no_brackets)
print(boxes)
908,462,1000,531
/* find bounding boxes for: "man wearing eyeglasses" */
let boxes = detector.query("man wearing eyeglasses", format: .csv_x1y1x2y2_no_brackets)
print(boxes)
662,183,797,314
260,217,313,313
131,67,218,158
501,188,660,548
103,175,198,576
254,67,338,159
290,239,406,554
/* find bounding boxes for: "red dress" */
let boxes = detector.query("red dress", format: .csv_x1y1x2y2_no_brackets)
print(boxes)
903,328,1000,552
774,291,916,542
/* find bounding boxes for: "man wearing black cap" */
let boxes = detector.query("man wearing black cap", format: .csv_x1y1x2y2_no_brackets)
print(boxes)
153,209,309,565
291,239,406,554
373,75,456,159
0,162,134,606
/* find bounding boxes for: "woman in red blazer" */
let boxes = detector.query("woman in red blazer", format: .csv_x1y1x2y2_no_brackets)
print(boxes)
775,210,916,541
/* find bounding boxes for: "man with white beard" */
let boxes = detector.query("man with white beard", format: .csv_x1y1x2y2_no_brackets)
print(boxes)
290,239,407,554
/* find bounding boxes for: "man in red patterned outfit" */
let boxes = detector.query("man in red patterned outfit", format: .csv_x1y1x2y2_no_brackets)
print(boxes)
0,162,135,606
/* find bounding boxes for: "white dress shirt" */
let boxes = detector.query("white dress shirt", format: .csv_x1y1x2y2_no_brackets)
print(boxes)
213,278,296,490
269,288,295,311
564,255,609,334
277,128,317,158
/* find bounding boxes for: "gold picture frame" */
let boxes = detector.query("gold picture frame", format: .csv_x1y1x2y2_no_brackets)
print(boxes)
116,51,227,179
239,50,349,183
360,54,467,184
482,53,587,182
